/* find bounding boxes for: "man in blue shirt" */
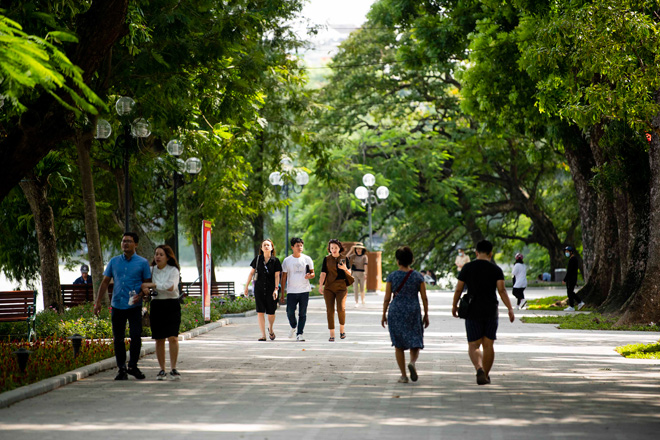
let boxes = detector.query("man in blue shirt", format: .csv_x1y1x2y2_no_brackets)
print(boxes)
94,232,152,380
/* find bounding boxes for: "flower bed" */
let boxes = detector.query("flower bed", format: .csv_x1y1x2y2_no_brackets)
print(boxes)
0,337,128,393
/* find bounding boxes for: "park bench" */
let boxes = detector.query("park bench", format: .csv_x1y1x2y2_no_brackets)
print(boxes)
181,281,235,301
61,283,114,307
0,290,37,341
61,284,94,307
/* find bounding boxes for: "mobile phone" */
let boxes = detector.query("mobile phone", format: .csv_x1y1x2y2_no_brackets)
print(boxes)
306,264,310,273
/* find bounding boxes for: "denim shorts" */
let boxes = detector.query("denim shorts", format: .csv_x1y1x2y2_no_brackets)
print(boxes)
465,317,498,342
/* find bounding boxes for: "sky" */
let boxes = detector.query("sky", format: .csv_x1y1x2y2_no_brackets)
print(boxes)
299,0,375,26
294,0,376,64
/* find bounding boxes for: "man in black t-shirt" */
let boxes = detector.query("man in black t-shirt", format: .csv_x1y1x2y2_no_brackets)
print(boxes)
452,240,515,385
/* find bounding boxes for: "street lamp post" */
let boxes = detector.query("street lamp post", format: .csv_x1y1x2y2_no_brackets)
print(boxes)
166,140,202,262
354,173,389,249
269,160,309,258
97,97,151,233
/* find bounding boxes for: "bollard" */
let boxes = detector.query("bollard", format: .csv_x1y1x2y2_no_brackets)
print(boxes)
13,348,31,373
68,333,84,358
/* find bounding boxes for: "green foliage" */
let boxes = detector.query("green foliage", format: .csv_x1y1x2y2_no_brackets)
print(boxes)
0,12,105,115
521,312,660,331
616,340,660,359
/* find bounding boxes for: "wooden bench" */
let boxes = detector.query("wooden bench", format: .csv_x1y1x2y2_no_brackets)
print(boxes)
61,284,94,307
182,281,235,299
61,283,114,307
0,290,37,341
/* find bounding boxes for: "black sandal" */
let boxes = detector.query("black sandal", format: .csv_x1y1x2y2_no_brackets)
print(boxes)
269,330,276,340
329,337,335,342
258,337,267,341
340,333,346,339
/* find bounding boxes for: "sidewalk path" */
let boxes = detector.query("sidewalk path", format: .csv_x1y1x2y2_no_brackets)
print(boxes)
1,291,659,439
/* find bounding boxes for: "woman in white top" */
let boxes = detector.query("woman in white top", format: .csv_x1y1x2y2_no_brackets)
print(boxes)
141,245,182,380
511,253,527,309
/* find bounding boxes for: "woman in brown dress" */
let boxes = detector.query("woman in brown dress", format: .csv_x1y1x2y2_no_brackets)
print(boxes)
318,239,352,341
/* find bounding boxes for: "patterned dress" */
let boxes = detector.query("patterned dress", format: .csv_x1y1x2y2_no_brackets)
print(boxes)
386,270,425,349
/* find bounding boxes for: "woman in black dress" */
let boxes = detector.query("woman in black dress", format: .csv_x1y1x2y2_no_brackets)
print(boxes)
244,239,282,341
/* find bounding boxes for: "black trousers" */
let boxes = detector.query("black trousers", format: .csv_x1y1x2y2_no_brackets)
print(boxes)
111,306,142,368
566,282,582,307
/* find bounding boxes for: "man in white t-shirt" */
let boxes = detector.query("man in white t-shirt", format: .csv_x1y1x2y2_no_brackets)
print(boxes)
281,237,315,341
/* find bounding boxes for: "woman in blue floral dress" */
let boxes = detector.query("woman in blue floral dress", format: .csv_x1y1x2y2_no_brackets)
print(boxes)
381,246,430,383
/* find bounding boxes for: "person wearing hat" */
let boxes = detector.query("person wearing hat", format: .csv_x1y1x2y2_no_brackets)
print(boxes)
511,253,527,309
563,246,585,311
74,264,93,285
347,243,368,307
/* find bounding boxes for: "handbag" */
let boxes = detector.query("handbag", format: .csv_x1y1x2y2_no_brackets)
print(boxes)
345,271,355,287
458,293,471,319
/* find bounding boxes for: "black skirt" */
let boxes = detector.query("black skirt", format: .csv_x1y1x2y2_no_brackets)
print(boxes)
150,299,181,339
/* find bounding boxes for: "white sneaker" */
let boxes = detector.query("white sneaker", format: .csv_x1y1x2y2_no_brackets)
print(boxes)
288,327,296,339
577,302,585,311
354,303,359,308
564,306,575,312
296,334,305,342
520,299,527,309
515,305,520,310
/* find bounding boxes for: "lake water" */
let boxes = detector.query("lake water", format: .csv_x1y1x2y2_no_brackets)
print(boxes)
0,265,252,312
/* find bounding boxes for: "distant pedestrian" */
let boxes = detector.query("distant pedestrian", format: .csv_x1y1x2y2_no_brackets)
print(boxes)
381,246,429,383
73,264,92,285
452,240,515,385
281,237,315,342
244,239,282,341
94,232,152,380
563,246,584,311
511,253,527,309
537,273,551,282
455,248,470,272
140,245,182,381
319,239,352,341
347,243,368,307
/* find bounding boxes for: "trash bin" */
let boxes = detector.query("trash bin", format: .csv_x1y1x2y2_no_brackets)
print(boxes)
554,268,566,283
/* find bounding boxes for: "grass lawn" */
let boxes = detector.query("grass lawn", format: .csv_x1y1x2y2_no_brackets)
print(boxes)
615,341,660,359
525,295,570,310
521,312,660,331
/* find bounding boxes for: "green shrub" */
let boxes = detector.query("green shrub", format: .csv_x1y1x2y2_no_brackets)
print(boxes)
0,296,256,342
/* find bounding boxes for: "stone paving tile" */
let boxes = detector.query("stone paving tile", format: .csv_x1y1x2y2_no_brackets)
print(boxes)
0,291,659,440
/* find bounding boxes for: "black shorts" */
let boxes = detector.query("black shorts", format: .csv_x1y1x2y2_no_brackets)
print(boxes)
465,317,498,342
255,292,277,315
512,287,526,299
150,299,181,339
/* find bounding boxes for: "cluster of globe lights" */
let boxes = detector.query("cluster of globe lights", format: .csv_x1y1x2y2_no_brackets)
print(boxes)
354,173,389,201
96,97,201,175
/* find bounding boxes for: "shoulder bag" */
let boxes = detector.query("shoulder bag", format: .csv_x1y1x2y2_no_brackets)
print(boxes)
458,289,471,319
392,270,414,298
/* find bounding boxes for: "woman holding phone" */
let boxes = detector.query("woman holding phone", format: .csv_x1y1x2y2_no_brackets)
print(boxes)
244,239,282,341
318,239,352,341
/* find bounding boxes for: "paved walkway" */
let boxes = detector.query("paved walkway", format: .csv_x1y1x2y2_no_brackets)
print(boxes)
1,290,659,439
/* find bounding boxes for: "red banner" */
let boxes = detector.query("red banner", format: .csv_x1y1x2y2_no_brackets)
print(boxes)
202,220,212,321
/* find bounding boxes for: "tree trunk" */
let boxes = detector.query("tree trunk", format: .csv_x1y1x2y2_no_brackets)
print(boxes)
560,123,598,278
75,131,107,304
572,125,621,306
618,108,660,324
19,173,63,312
192,233,202,281
252,213,264,257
